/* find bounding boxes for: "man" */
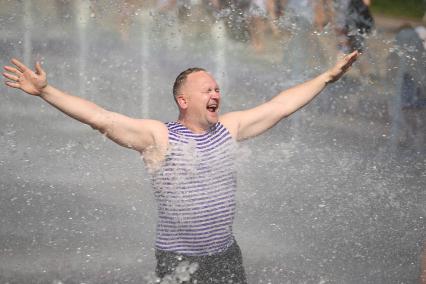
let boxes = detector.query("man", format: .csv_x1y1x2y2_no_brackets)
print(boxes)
3,51,358,283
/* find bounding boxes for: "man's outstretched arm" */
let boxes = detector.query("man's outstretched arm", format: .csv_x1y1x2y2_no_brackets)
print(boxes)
3,58,166,153
221,51,359,141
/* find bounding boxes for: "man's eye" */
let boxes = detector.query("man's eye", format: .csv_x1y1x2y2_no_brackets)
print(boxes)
203,88,219,94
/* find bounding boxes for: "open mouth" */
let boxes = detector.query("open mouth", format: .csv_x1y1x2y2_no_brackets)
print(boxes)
207,104,218,113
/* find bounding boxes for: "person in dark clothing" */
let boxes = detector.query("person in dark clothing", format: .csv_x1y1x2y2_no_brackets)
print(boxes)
334,0,374,54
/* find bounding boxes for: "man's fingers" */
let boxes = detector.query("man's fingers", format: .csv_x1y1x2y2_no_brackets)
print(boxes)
346,51,359,63
347,50,359,58
5,81,20,88
35,61,45,76
339,51,359,70
348,52,359,62
11,58,28,73
4,65,23,76
345,57,357,69
3,72,19,82
342,51,359,64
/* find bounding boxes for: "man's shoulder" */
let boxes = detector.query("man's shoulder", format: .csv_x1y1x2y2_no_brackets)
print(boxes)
139,118,167,129
138,119,168,141
219,112,241,140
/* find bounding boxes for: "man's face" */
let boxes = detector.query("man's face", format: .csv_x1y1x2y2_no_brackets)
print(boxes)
179,71,221,128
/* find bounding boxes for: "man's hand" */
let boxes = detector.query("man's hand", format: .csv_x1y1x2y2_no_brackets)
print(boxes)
325,50,359,84
3,58,47,96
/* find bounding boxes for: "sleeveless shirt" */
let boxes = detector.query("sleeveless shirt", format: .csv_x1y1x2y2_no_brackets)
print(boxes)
151,121,238,256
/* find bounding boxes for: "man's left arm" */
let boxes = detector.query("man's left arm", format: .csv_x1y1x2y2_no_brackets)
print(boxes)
221,51,359,141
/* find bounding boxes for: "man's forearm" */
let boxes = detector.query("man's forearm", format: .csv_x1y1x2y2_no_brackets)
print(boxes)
40,85,107,130
271,71,332,117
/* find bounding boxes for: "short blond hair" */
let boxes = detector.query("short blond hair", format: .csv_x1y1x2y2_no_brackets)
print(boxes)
172,67,206,102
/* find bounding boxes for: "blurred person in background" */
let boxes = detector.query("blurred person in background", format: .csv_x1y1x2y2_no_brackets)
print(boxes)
247,0,267,52
333,0,374,75
264,0,282,37
313,0,334,32
247,0,285,52
158,0,223,42
280,0,334,31
280,0,331,81
334,0,374,54
284,0,314,27
386,24,426,151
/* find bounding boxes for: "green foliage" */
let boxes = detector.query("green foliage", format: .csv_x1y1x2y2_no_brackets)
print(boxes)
371,0,426,19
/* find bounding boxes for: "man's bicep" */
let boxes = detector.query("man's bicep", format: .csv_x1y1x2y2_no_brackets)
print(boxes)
98,112,165,152
224,102,284,141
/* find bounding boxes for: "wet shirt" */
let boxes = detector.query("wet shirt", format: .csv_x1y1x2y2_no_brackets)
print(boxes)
151,121,237,256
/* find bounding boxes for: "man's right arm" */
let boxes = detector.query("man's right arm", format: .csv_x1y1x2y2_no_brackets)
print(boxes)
38,84,165,152
3,58,166,153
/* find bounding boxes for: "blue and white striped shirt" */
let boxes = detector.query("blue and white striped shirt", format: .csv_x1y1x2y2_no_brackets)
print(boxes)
151,121,237,256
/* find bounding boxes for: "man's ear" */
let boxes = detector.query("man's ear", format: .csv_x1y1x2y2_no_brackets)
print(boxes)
176,94,188,109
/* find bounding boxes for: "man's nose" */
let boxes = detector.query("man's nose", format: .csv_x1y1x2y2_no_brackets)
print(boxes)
211,90,220,99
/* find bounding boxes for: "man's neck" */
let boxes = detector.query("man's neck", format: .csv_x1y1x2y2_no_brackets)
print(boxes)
177,117,211,134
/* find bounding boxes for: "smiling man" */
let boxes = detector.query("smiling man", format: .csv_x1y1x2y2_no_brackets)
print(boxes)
3,51,358,283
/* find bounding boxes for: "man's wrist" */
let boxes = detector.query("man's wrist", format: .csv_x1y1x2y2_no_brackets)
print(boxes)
322,71,334,85
38,84,50,98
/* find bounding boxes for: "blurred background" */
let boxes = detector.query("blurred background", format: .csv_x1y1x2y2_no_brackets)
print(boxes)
0,0,425,283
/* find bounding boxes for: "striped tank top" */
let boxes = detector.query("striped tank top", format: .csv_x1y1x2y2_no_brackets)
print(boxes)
151,121,237,256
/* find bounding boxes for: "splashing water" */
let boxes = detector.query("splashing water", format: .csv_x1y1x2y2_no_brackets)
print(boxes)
0,1,424,283
144,260,199,284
